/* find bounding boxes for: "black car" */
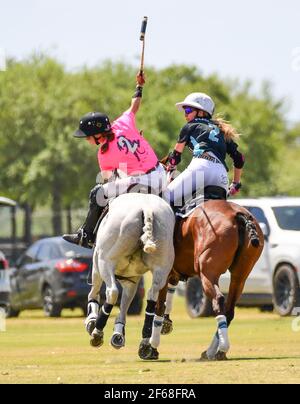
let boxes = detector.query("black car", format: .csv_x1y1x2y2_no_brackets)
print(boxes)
8,237,145,318
0,250,10,314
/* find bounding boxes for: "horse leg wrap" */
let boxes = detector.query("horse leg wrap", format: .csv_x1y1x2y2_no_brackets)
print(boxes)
216,315,230,353
113,322,125,336
95,303,113,331
87,300,100,318
150,315,164,349
165,284,177,315
142,300,156,339
206,333,220,360
85,300,100,334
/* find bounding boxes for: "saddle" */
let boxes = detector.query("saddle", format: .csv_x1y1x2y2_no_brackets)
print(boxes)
175,186,227,219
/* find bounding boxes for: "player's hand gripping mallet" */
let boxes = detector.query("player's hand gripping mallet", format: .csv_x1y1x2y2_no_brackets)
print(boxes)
139,16,148,75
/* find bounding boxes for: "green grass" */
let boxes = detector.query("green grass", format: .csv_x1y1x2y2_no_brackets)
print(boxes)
1,295,300,384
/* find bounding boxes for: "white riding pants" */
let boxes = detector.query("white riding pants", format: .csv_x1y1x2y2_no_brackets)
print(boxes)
166,155,229,208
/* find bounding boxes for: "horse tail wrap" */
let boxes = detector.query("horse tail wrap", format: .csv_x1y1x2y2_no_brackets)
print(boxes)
236,213,260,248
141,208,157,254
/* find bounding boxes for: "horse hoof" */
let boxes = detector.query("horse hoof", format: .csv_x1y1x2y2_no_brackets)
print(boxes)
200,351,209,361
144,347,159,361
90,329,104,348
111,333,125,350
161,316,173,335
139,340,152,360
200,351,217,361
86,320,96,336
138,340,159,360
215,351,228,361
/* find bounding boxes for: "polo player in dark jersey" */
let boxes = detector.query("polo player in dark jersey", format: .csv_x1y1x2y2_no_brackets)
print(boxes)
165,92,245,210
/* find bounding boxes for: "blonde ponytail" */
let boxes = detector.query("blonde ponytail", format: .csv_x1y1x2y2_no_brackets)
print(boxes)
213,115,240,143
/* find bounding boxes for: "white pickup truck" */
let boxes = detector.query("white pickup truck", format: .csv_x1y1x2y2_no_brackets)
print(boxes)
184,198,300,317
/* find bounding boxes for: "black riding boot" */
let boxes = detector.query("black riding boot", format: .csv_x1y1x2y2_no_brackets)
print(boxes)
63,185,105,249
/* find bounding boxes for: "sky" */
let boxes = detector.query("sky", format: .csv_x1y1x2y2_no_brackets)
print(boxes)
1,0,300,124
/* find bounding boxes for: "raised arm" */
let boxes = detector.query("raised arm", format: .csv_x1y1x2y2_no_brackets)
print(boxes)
128,72,146,115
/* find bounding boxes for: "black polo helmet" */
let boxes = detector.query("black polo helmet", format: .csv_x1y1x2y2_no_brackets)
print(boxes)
73,112,112,138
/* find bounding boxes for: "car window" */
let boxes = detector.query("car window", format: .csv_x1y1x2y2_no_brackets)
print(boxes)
245,206,271,234
18,243,41,266
59,240,93,258
272,206,300,231
50,245,63,260
36,243,55,261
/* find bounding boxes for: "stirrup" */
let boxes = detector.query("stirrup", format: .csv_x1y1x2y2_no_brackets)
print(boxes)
63,229,94,249
79,229,95,249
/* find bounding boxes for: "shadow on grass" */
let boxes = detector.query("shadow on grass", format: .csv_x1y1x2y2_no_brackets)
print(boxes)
136,355,300,364
223,356,300,362
192,356,300,363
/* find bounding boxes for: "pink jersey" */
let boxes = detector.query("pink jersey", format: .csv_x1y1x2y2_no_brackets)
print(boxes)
98,110,158,175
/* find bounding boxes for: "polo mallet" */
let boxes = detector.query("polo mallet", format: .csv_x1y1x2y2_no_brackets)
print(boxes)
139,16,148,74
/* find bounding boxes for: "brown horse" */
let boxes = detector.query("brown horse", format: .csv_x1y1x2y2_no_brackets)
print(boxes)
139,199,264,361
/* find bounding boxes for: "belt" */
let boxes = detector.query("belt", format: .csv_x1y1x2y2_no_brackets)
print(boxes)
197,153,221,164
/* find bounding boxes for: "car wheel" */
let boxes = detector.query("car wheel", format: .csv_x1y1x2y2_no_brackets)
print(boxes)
273,265,300,317
5,303,20,318
186,276,214,318
43,286,62,318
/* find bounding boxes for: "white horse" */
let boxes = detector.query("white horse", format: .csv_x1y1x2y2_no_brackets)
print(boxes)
85,192,175,354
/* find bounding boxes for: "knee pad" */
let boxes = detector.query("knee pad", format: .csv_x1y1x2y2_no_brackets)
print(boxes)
89,184,107,208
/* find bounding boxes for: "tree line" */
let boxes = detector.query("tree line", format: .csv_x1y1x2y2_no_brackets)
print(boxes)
0,55,299,238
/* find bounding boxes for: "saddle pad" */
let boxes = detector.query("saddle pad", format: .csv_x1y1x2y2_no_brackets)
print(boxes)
175,188,227,219
175,195,205,219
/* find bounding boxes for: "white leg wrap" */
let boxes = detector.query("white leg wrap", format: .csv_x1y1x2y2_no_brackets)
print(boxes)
206,333,220,360
113,323,125,336
216,315,230,353
165,284,177,315
85,302,99,326
150,315,164,349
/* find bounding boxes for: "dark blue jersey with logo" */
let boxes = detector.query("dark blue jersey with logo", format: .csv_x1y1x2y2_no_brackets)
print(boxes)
177,118,244,171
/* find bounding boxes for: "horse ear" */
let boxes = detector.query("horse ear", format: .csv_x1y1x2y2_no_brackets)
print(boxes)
160,155,169,167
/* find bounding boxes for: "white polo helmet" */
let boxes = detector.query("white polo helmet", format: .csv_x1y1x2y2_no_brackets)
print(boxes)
176,92,215,116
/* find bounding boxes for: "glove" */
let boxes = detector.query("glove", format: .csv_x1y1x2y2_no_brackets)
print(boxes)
136,71,146,86
228,181,242,196
166,163,177,172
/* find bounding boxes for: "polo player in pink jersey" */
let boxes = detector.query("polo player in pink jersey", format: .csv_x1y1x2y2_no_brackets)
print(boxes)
63,72,167,248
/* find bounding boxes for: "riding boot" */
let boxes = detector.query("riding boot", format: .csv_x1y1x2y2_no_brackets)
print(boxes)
63,203,104,249
63,185,106,249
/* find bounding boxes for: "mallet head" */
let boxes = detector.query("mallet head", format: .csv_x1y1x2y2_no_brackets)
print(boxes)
140,16,148,41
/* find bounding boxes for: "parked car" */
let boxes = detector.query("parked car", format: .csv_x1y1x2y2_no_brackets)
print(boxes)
237,198,300,316
183,198,300,318
8,237,145,318
0,250,10,314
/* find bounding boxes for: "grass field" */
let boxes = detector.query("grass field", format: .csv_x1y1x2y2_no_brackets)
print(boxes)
1,293,300,384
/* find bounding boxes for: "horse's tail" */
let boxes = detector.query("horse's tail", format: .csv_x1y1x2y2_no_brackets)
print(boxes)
229,212,260,272
236,213,261,248
141,208,157,254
